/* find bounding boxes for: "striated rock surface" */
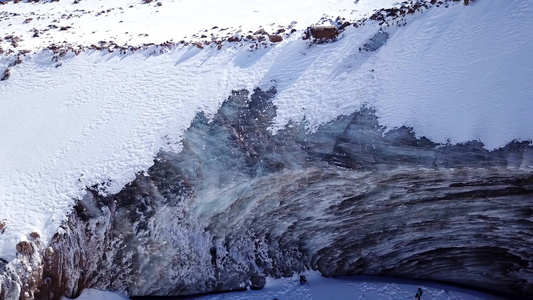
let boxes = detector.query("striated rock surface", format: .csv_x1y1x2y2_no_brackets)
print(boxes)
13,88,531,300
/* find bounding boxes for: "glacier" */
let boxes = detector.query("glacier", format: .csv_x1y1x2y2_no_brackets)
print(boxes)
0,0,532,299
31,89,533,299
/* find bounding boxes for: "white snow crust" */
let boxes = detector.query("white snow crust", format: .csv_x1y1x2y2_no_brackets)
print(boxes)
0,0,532,264
0,0,397,51
61,288,128,300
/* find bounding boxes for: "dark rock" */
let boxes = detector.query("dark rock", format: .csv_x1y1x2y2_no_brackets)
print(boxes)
1,68,10,81
310,25,338,39
268,34,283,43
338,21,351,31
16,241,33,256
253,28,267,35
249,275,266,290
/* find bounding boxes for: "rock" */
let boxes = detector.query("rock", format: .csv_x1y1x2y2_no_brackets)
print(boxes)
249,275,266,290
0,220,6,233
30,232,40,239
1,68,10,81
268,34,283,43
45,247,55,257
16,241,34,256
253,28,267,35
339,21,351,31
227,36,241,42
310,26,338,39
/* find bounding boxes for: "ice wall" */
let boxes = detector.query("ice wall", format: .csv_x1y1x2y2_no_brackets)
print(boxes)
27,88,533,300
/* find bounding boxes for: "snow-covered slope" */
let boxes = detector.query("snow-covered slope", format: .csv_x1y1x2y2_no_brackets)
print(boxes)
0,0,397,52
0,0,402,263
0,0,532,299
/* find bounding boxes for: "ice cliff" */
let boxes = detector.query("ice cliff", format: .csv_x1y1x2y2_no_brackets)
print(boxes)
0,0,532,299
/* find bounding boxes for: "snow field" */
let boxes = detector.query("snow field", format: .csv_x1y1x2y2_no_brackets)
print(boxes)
0,0,399,52
67,272,505,300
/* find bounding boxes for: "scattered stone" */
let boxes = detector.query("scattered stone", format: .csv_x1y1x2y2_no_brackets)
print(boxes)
144,0,153,3
1,68,10,81
16,241,34,256
156,2,162,6
13,56,22,66
45,247,55,257
227,36,241,42
0,220,6,233
29,232,40,239
310,25,338,39
338,21,351,31
268,34,283,43
24,18,33,24
254,28,267,35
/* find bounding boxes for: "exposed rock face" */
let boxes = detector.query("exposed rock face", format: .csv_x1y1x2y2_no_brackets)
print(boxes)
14,88,530,300
1,239,44,300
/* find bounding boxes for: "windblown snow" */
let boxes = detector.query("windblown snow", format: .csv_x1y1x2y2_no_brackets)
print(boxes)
0,0,531,280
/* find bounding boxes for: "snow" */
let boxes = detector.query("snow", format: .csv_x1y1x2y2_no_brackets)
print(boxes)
269,0,533,149
61,288,129,300
197,273,505,300
0,0,393,262
0,0,398,52
68,272,505,300
0,0,531,277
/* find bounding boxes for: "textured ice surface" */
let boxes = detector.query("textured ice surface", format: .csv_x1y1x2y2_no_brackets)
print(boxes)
30,89,533,300
0,0,531,264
